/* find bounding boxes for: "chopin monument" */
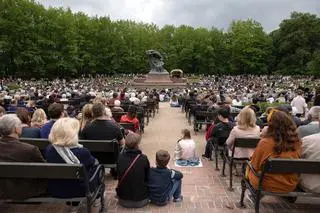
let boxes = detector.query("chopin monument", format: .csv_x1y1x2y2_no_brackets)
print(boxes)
146,50,168,74
132,50,186,87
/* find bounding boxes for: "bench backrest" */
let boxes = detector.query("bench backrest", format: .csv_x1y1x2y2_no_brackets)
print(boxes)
112,111,143,123
230,138,260,158
263,158,320,174
234,138,260,148
0,162,86,180
119,123,135,132
20,138,119,165
112,112,127,122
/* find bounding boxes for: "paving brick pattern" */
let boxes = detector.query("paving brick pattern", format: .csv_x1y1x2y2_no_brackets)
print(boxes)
1,103,320,213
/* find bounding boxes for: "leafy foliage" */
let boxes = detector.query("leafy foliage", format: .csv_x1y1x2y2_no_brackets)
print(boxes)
0,0,319,78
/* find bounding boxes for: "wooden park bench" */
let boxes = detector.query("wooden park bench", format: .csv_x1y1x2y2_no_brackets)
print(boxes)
239,158,320,213
0,162,105,213
20,138,120,170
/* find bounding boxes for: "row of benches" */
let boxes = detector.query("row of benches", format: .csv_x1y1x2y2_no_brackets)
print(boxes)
1,138,119,213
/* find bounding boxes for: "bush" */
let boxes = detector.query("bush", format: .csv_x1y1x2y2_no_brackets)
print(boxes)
6,83,20,91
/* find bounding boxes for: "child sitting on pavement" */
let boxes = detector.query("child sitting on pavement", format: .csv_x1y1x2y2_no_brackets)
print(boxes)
148,149,183,206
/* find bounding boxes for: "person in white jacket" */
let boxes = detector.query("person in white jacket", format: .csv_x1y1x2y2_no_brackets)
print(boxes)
291,90,307,117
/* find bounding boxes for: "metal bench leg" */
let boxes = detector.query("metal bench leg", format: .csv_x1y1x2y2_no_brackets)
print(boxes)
239,179,246,207
221,157,226,177
100,183,106,213
86,196,92,213
215,147,219,171
228,161,234,191
193,122,197,134
255,191,261,213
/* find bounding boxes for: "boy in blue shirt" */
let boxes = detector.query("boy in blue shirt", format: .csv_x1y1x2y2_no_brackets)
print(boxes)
148,149,183,205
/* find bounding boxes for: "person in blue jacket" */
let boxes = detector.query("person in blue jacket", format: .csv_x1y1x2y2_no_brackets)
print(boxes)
45,117,100,198
148,149,183,205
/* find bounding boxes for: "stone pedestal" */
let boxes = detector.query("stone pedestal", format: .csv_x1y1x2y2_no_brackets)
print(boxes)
132,71,187,87
144,72,173,84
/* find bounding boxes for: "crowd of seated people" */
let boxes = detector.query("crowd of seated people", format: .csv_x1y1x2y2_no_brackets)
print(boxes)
0,74,320,210
187,87,320,196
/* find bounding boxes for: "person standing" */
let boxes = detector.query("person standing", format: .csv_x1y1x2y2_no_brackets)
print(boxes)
291,90,308,117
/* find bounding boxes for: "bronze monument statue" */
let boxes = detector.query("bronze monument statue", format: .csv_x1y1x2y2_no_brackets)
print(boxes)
146,50,168,74
132,50,186,87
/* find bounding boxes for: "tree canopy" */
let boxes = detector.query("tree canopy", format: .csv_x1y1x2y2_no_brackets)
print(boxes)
0,0,319,78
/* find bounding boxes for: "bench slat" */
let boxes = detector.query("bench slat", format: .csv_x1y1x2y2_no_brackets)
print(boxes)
264,158,320,174
0,162,85,179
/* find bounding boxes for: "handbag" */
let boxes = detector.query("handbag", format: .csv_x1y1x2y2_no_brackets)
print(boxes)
117,154,141,189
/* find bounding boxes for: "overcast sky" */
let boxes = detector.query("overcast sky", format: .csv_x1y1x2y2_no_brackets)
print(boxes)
38,0,319,32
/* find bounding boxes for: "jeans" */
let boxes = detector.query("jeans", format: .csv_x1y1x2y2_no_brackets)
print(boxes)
152,179,182,206
169,179,182,200
176,158,200,166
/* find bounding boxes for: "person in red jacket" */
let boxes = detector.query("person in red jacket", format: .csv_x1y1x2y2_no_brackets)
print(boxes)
120,105,140,133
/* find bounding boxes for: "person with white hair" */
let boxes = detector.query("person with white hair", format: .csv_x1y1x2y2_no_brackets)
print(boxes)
112,100,124,112
129,93,138,103
298,106,320,138
45,118,101,198
0,114,46,199
60,94,68,102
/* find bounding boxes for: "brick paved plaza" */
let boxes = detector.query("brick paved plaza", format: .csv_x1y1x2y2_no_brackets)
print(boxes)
1,103,320,213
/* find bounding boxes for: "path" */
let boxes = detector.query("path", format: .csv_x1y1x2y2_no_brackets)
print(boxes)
2,103,320,213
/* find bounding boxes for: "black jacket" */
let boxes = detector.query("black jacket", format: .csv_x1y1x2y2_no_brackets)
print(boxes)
116,148,150,201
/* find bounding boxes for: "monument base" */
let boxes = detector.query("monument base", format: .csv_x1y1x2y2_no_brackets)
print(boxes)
132,72,187,87
145,72,172,83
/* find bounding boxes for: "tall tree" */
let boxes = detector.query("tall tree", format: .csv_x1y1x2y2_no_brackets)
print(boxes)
227,19,273,75
272,12,320,75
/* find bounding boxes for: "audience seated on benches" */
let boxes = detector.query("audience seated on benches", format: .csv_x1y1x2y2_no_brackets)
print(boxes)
203,107,234,159
174,129,199,166
248,111,301,193
226,107,260,158
45,117,101,198
79,104,93,131
40,103,64,139
81,103,124,145
0,114,47,199
149,150,183,205
298,106,320,138
116,132,150,208
300,133,320,193
120,105,140,133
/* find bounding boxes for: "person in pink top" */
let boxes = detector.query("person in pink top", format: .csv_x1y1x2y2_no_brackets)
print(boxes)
226,107,260,158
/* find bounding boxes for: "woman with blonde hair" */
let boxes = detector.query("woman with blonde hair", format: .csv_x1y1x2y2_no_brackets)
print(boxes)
79,104,93,131
226,107,260,158
45,118,101,198
31,109,47,128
